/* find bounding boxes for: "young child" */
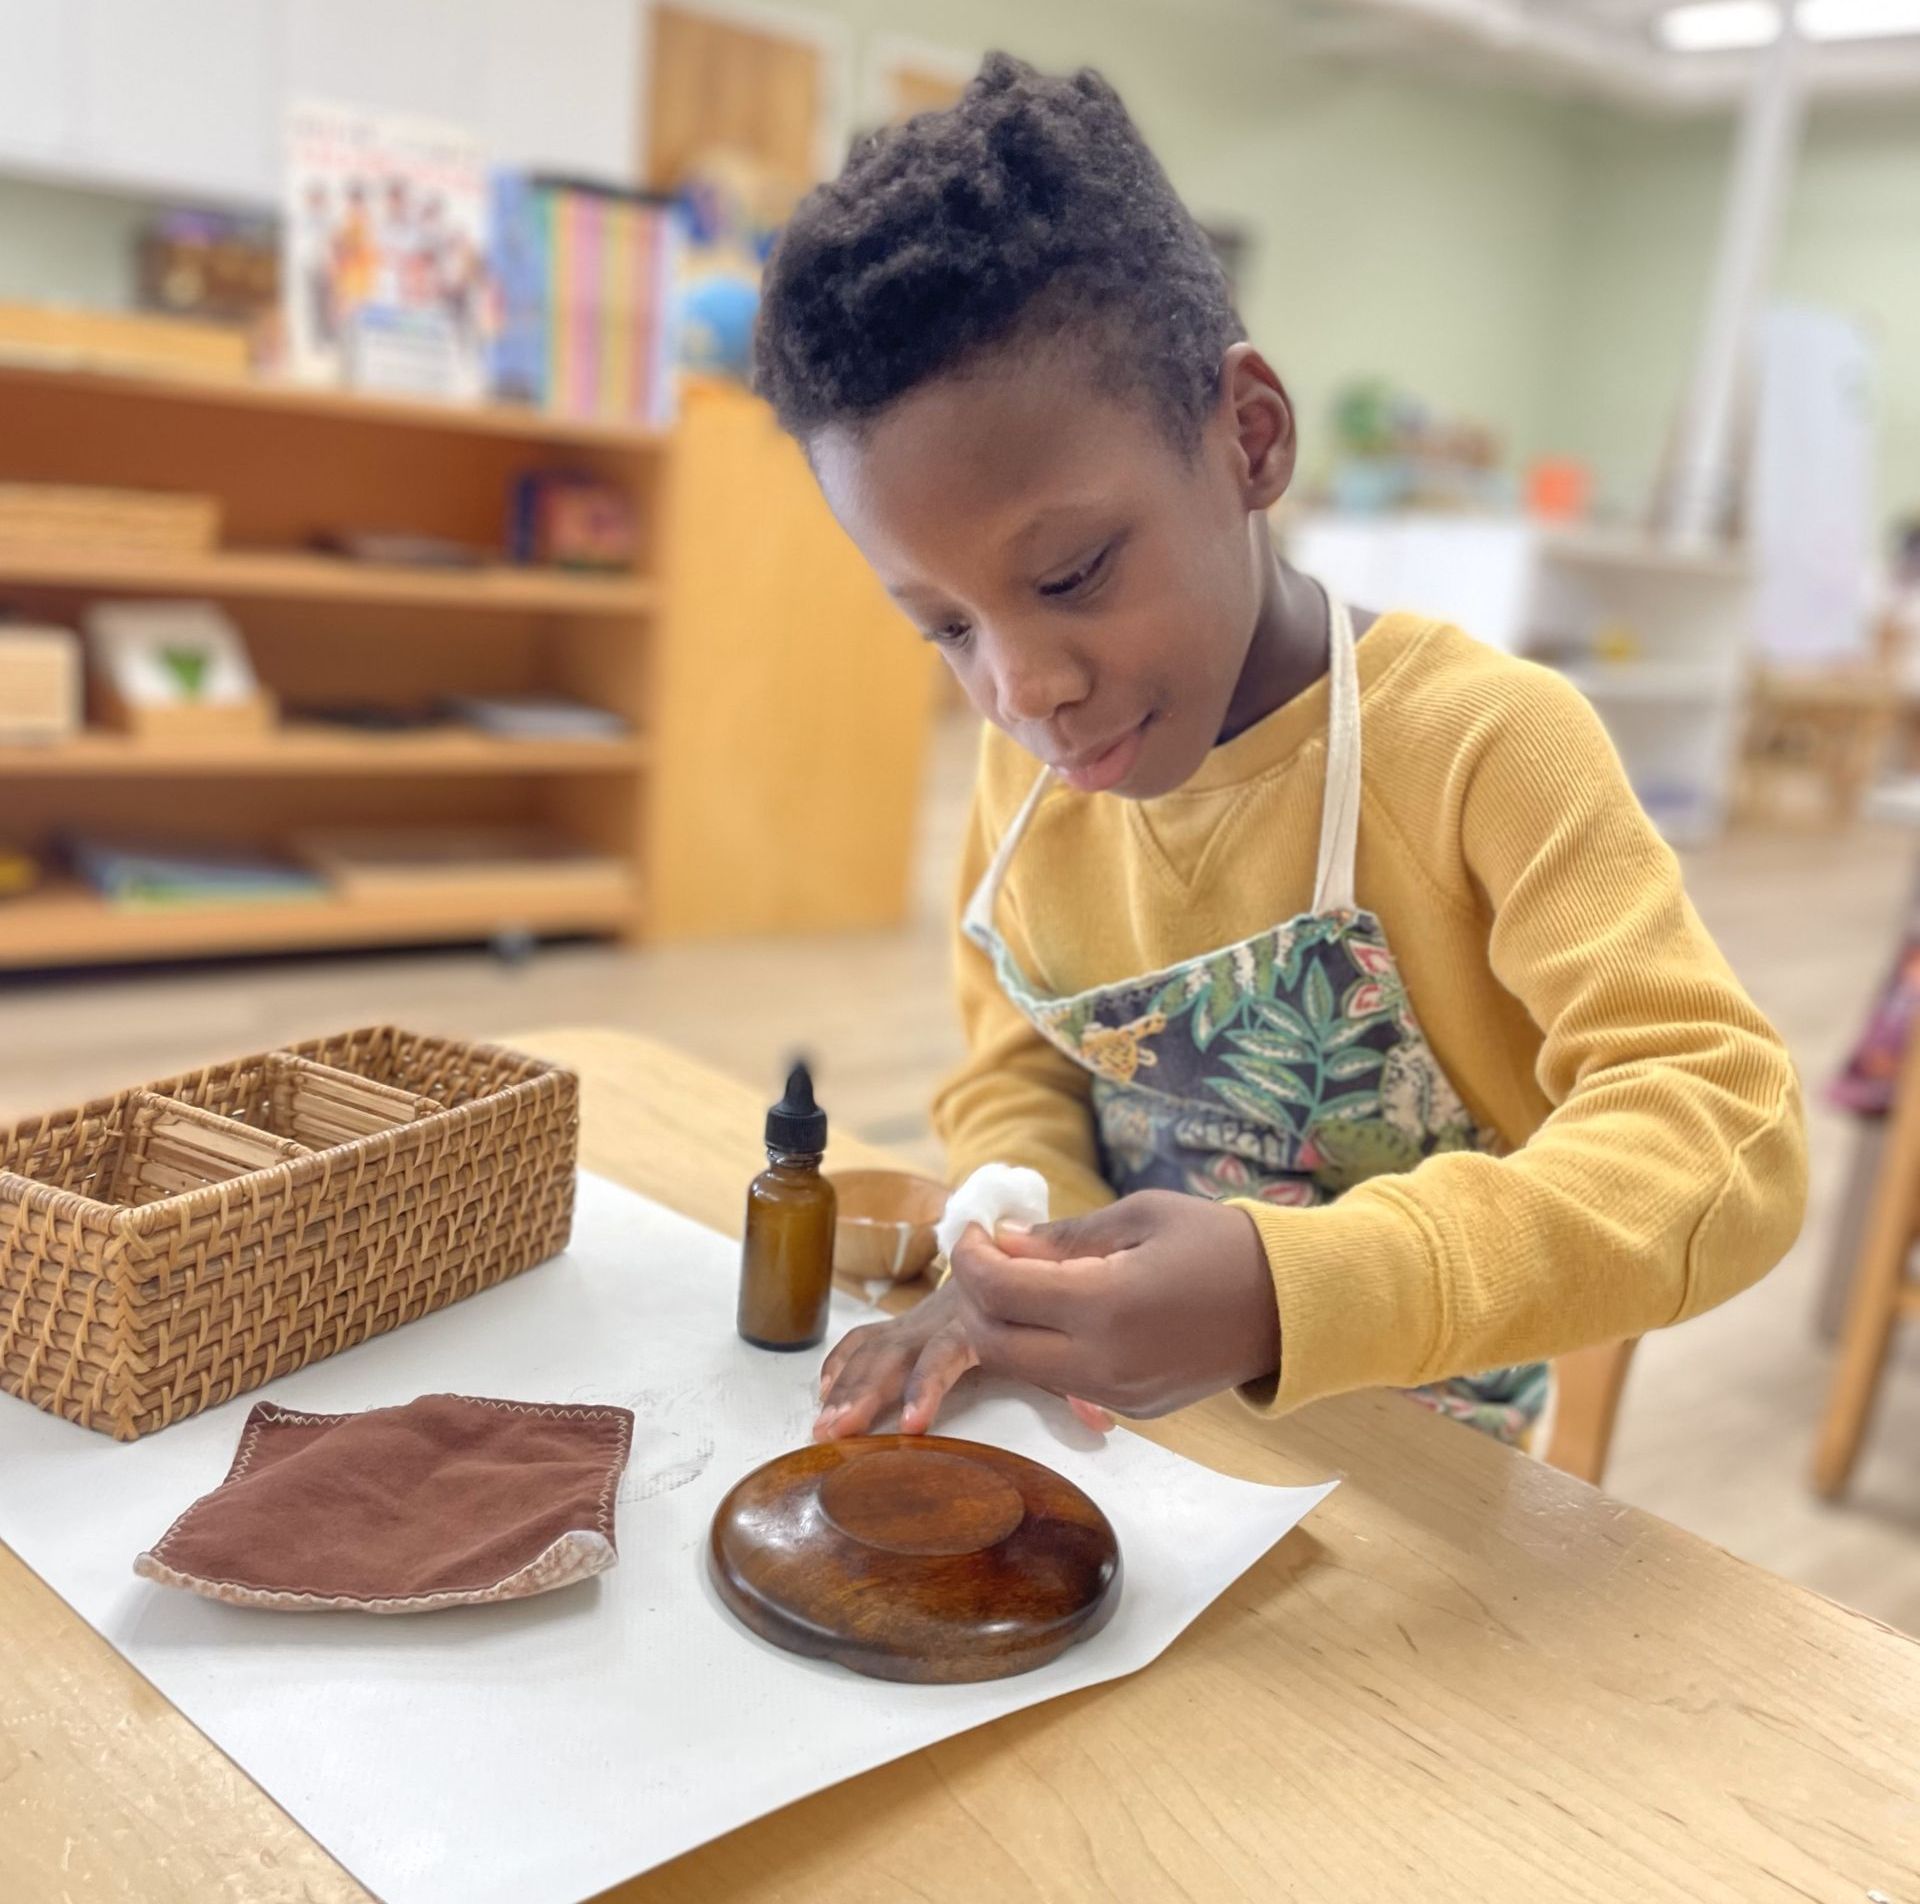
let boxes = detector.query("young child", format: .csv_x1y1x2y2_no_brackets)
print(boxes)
752,55,1807,1447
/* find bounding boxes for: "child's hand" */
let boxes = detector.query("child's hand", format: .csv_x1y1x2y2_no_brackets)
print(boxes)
814,1275,981,1440
813,1191,1276,1437
955,1192,1277,1418
812,1255,1112,1440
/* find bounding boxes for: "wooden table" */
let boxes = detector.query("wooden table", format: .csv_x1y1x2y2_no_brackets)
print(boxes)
4,1028,1917,1904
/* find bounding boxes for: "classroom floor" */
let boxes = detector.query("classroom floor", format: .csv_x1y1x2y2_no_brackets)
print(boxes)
4,715,1918,1636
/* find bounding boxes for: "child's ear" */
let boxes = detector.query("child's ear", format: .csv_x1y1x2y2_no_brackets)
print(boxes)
1219,344,1296,511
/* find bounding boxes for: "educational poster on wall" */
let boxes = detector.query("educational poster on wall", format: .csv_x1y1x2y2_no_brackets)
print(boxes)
284,101,491,401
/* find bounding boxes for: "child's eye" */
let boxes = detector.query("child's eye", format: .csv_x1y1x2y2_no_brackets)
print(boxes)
926,619,973,650
1038,543,1113,600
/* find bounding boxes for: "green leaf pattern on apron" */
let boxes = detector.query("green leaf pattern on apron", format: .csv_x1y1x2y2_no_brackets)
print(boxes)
1024,914,1484,1204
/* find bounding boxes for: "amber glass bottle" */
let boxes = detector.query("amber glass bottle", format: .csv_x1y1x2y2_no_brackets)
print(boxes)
737,1063,838,1351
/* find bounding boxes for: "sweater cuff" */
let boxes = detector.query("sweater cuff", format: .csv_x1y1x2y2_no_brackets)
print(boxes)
1227,1191,1439,1415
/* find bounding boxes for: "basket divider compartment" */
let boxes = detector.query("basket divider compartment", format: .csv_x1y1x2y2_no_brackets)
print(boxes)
111,1092,312,1209
264,1052,444,1149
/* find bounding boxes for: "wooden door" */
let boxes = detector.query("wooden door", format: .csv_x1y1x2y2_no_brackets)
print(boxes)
879,61,966,123
644,3,826,196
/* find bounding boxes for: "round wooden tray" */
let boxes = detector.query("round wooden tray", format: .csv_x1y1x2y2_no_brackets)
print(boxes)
708,1434,1122,1683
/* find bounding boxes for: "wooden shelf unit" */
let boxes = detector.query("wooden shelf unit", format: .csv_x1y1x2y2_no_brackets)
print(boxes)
0,363,941,970
0,879,640,971
0,728,648,779
0,546,657,615
0,359,660,966
0,355,668,451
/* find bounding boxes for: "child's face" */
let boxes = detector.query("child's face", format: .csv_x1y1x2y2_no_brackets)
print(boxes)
814,341,1293,800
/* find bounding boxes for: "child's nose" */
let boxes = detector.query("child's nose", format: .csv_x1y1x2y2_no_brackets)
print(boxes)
991,637,1091,727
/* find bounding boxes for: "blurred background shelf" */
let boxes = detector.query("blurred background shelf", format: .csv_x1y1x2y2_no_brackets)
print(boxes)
1552,663,1734,704
0,362,935,970
0,545,657,614
0,729,649,778
1285,510,1755,842
1538,527,1750,582
0,878,642,970
0,356,671,451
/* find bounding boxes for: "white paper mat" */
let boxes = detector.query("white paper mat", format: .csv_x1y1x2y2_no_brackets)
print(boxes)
0,1171,1333,1904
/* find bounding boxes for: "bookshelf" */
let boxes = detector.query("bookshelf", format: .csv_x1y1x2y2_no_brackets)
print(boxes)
0,361,937,971
0,357,668,448
0,545,657,615
2,880,639,969
0,729,648,778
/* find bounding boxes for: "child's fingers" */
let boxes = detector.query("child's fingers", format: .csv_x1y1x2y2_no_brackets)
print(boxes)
814,1377,899,1440
898,1332,980,1436
968,1313,1087,1399
1068,1396,1116,1432
817,1321,886,1402
813,1339,917,1440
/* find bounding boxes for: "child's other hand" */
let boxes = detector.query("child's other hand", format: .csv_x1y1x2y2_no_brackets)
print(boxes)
958,1192,1277,1418
814,1275,981,1440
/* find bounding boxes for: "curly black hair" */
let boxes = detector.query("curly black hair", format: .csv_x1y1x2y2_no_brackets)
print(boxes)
753,53,1243,450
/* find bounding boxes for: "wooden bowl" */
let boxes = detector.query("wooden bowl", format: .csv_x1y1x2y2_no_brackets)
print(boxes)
708,1434,1122,1682
827,1168,948,1284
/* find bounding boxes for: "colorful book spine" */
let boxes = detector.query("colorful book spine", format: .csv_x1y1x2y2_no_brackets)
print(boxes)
601,197,635,421
647,204,683,428
632,199,660,422
487,171,550,406
547,188,573,413
492,175,680,420
573,192,604,416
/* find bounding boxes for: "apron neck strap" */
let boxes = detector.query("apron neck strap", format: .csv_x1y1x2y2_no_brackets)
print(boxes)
1310,594,1362,915
963,590,1364,939
963,760,1054,940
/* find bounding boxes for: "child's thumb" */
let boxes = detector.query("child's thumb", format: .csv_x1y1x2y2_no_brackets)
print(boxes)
997,1203,1138,1262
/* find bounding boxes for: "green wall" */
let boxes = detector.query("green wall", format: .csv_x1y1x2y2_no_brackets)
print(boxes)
1549,98,1920,533
0,175,147,309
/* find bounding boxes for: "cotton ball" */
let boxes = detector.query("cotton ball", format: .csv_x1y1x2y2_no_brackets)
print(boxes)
935,1164,1051,1258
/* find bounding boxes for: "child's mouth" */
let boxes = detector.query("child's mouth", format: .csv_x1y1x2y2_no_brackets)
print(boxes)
1056,717,1149,795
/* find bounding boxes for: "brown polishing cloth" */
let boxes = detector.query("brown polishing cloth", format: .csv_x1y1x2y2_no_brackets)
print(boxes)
134,1394,635,1613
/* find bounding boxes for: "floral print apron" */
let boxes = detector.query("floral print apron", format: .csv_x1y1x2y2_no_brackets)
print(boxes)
962,597,1549,1443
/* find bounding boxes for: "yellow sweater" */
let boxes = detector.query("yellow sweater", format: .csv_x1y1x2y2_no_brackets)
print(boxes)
932,613,1807,1416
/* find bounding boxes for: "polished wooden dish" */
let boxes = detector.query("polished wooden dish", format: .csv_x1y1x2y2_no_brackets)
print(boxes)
825,1167,948,1283
708,1434,1121,1683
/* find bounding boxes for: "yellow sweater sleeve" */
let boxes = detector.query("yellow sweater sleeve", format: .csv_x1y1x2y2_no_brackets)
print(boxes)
1236,664,1807,1414
931,771,1116,1219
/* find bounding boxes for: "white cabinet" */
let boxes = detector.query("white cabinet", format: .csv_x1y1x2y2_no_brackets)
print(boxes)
1283,511,1755,844
0,0,77,166
478,0,638,181
283,0,485,128
78,0,281,203
1286,514,1540,655
0,0,637,207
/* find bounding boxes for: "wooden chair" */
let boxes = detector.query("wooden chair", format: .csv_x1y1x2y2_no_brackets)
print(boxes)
1738,664,1896,828
1814,1013,1920,1498
1543,1340,1640,1487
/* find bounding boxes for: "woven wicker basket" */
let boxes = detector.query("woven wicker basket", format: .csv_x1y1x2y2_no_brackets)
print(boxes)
0,1027,577,1441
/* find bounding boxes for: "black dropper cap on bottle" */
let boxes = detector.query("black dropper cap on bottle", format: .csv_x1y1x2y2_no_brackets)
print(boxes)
765,1061,827,1154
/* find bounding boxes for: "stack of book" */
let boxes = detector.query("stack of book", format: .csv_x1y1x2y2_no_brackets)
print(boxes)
448,695,628,741
73,840,327,910
490,173,681,427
